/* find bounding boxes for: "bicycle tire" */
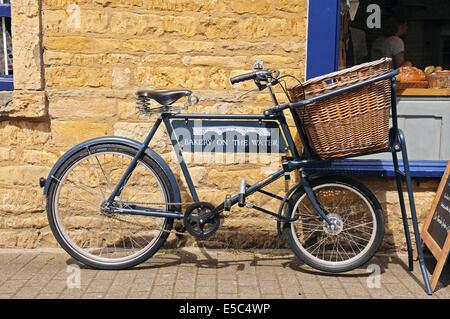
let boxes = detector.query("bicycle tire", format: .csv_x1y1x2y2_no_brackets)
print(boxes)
284,176,384,273
46,143,175,270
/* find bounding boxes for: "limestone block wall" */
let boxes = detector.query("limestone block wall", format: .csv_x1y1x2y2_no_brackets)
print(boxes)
0,0,440,252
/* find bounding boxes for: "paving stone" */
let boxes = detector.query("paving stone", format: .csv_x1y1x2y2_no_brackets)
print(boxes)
258,280,282,295
104,290,128,299
0,250,448,299
86,279,112,293
217,293,238,298
367,287,393,299
299,280,325,294
325,288,350,299
281,287,305,299
40,280,68,294
81,292,105,299
217,280,237,294
174,280,196,293
261,294,283,299
58,290,83,299
238,274,258,287
238,285,260,299
36,293,61,299
149,285,173,299
197,275,216,287
127,291,151,299
0,280,27,294
154,272,176,286
13,286,41,299
195,286,217,299
128,281,153,292
342,283,371,298
173,292,195,299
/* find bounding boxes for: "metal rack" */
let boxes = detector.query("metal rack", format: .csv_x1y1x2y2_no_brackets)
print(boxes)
285,70,433,294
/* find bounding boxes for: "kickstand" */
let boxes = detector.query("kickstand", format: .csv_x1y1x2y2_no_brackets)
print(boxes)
392,129,433,295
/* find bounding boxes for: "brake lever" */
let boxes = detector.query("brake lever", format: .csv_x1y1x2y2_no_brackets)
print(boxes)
238,88,260,100
272,69,280,79
255,69,278,90
254,80,267,91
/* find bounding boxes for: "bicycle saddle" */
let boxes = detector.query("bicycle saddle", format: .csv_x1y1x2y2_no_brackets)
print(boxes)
136,89,192,106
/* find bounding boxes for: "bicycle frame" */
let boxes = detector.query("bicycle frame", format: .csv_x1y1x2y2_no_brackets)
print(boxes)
105,70,400,226
105,111,326,221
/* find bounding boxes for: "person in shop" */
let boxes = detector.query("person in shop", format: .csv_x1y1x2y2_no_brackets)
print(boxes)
371,15,412,69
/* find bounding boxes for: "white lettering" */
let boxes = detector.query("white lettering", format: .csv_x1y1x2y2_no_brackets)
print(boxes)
366,4,381,29
179,303,214,317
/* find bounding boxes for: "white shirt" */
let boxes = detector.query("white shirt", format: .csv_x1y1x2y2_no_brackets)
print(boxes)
371,36,405,60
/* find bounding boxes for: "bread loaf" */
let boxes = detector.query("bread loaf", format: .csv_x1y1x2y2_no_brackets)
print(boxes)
397,67,426,82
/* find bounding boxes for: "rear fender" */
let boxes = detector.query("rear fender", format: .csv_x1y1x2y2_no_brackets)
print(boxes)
42,136,181,204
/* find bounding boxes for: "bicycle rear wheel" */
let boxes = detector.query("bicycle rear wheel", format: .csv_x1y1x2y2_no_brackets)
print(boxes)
47,143,175,270
284,176,384,273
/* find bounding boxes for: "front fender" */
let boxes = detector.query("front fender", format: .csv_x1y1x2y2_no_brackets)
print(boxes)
42,136,181,204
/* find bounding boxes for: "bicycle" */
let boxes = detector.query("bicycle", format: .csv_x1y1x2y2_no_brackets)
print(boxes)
40,61,395,273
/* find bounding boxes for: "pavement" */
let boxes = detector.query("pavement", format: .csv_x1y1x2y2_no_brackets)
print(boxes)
0,248,448,299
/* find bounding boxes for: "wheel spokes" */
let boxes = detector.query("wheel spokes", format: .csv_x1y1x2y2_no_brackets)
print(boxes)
292,184,376,264
54,151,169,263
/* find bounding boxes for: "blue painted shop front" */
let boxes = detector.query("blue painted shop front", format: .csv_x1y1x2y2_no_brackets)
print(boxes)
305,0,448,178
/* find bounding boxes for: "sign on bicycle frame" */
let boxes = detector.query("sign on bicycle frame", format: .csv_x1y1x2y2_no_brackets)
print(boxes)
171,120,288,154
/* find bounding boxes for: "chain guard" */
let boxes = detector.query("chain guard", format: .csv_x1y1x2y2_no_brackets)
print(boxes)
184,202,220,239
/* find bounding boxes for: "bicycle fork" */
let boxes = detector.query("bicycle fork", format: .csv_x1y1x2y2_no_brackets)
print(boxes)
300,171,334,227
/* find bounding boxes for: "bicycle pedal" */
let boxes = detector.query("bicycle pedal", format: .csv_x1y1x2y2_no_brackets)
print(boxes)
238,179,246,207
175,224,186,233
224,195,232,211
244,202,255,209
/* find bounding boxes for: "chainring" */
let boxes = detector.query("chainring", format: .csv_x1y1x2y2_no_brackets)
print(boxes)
183,202,220,239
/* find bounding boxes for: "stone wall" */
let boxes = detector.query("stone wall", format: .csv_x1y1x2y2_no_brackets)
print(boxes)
0,0,441,252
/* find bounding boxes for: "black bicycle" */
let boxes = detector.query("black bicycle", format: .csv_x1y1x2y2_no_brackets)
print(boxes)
41,62,392,272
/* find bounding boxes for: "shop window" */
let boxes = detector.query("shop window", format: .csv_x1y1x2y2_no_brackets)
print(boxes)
306,0,449,169
0,0,12,91
342,0,450,96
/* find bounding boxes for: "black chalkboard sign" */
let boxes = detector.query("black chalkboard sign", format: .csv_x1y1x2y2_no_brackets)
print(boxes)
427,181,450,248
421,161,450,291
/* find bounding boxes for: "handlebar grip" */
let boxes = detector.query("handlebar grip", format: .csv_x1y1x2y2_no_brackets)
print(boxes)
230,71,257,85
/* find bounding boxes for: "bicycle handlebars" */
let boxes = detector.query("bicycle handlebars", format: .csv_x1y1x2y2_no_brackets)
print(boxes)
230,69,279,86
230,71,258,85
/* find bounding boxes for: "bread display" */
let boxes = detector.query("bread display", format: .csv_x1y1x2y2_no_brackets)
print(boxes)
396,67,428,89
396,67,427,82
427,70,450,89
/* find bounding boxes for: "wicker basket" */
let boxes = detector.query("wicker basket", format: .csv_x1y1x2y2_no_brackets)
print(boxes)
288,58,393,159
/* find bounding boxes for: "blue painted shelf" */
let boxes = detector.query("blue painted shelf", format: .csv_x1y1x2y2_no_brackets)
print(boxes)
304,160,446,178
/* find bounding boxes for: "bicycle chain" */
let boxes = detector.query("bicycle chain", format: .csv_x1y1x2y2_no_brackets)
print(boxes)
118,200,197,207
108,200,284,239
108,213,189,237
108,200,197,237
121,201,282,222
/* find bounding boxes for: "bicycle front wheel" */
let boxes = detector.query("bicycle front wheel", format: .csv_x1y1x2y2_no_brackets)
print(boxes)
285,176,384,273
47,143,175,270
